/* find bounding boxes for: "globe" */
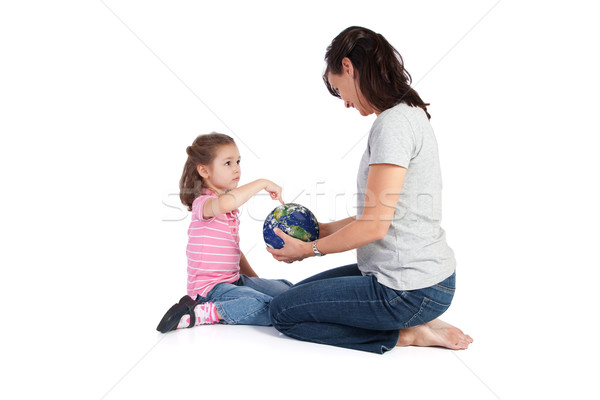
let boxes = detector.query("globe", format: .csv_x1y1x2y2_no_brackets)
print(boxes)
263,203,319,249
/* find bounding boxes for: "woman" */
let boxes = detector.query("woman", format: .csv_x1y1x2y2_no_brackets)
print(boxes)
267,26,473,354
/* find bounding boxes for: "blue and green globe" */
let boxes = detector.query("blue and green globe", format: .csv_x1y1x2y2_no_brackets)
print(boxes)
263,203,319,249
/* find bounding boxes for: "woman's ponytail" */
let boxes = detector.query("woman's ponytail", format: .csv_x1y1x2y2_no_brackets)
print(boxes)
323,26,431,119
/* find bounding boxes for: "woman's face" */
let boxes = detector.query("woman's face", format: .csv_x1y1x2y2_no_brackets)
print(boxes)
327,60,377,116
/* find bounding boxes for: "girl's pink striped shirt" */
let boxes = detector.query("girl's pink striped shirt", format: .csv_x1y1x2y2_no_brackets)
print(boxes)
186,193,241,298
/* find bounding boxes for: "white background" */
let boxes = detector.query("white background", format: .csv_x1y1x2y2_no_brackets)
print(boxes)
1,1,599,399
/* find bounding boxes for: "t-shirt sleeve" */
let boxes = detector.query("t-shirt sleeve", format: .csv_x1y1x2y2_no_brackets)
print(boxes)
192,194,217,222
368,110,416,168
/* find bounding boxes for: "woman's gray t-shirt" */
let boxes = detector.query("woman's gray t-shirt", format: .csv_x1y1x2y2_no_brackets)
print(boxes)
356,103,456,290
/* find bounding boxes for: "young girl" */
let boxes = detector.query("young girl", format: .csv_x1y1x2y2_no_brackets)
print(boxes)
157,132,292,333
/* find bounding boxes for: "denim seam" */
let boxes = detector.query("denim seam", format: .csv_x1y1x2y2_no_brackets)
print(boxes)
425,297,452,308
215,303,232,324
432,284,455,294
273,299,397,327
405,297,428,328
235,304,269,324
276,299,387,314
218,302,269,325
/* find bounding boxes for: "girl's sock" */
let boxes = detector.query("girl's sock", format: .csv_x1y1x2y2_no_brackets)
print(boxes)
194,302,219,325
175,302,219,329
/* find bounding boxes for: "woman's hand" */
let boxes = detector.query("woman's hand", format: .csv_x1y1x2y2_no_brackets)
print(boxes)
266,228,313,263
264,180,285,204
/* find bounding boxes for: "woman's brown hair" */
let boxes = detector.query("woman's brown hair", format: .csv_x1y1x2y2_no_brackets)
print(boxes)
323,26,431,119
179,132,235,211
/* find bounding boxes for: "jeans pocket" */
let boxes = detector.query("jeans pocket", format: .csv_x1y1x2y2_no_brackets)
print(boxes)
405,297,452,328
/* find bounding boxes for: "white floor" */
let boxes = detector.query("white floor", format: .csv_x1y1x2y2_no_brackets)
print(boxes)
2,1,599,399
100,299,593,400
5,270,594,400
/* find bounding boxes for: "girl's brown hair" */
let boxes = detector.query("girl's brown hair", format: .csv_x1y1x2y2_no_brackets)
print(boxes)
179,132,235,211
323,26,431,119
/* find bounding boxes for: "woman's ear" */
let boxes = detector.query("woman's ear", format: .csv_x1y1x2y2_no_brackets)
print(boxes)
197,164,209,179
342,57,354,77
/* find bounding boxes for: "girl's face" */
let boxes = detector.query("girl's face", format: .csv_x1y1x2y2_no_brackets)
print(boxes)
198,143,241,194
327,60,377,116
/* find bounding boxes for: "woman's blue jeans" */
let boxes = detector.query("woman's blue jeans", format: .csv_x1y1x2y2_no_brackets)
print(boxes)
269,264,455,354
198,275,292,326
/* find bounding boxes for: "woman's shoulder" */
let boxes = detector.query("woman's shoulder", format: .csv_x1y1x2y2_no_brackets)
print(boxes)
372,103,417,133
373,103,431,138
378,103,427,122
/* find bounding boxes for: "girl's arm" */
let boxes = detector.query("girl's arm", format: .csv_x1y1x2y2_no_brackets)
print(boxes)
267,164,406,261
239,252,258,278
203,179,283,219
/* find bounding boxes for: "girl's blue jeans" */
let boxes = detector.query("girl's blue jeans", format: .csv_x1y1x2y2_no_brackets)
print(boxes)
198,275,293,326
269,264,456,354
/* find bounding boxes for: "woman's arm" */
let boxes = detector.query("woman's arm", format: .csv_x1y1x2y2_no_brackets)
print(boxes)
267,164,406,261
203,179,283,219
318,216,356,238
239,252,258,278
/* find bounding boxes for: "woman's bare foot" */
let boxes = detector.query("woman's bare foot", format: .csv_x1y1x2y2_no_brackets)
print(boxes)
396,319,473,350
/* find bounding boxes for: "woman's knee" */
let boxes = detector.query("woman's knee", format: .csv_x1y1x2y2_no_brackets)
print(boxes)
268,294,281,323
268,291,291,330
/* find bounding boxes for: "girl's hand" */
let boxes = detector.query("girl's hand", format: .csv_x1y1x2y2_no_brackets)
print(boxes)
264,180,285,204
266,228,313,263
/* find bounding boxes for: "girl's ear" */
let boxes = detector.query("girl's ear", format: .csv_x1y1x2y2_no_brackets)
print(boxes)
197,164,209,179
